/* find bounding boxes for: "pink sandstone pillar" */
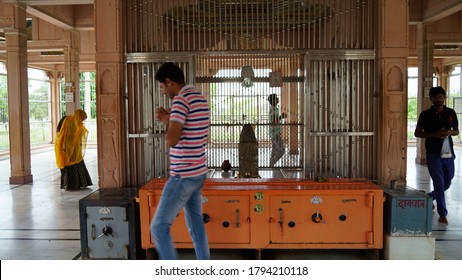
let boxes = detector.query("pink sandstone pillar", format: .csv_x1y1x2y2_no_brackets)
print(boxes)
5,3,33,184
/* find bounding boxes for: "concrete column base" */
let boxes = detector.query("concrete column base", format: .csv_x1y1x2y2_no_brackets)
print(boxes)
10,175,33,185
384,234,435,260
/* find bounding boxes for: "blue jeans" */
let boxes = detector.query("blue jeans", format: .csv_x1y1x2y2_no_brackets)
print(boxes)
270,133,285,167
426,153,455,217
150,174,209,260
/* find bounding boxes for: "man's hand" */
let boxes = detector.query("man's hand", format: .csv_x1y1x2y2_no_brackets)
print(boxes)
156,107,171,125
439,128,452,138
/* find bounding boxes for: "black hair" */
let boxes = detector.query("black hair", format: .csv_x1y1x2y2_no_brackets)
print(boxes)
429,86,446,97
267,93,277,105
155,62,185,84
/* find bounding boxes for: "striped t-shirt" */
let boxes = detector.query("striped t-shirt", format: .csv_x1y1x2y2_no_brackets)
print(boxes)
169,85,210,177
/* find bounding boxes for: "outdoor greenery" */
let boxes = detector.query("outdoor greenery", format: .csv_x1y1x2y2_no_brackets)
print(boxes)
29,79,51,121
79,72,97,119
407,97,418,139
0,75,7,123
0,69,97,152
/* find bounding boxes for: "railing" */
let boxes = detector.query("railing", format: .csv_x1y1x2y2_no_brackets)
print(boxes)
0,119,97,152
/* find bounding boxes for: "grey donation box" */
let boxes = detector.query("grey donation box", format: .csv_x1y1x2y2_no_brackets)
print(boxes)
79,188,141,259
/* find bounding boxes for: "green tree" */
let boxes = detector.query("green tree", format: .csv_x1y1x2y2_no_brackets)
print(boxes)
28,80,50,121
407,98,418,120
0,76,8,123
79,72,96,119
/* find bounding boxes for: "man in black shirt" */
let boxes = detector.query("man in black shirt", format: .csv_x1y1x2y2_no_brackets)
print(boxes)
415,86,459,225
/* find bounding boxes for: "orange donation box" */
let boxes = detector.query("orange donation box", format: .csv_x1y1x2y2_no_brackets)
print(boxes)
138,178,384,251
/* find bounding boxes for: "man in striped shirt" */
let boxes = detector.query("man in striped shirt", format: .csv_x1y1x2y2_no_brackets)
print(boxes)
150,62,210,260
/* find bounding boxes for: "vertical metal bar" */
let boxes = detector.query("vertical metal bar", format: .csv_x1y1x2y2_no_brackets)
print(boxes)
148,0,152,52
318,0,322,49
135,0,139,52
141,0,145,52
126,64,132,185
142,1,146,52
338,0,343,49
316,60,321,175
351,0,355,48
126,0,131,53
323,60,329,176
225,0,229,50
132,0,136,52
323,0,327,48
346,0,350,48
269,0,277,49
208,0,212,51
213,1,217,51
352,59,358,176
140,0,144,51
358,0,361,48
348,60,353,177
273,0,277,50
350,0,354,48
221,2,225,50
361,0,365,48
139,63,145,182
305,0,314,49
354,60,360,131
369,0,373,48
301,2,305,49
239,5,244,50
159,0,164,52
144,0,148,52
145,0,149,52
282,0,286,49
153,0,158,52
330,59,335,174
341,0,345,49
322,60,326,134
333,0,337,49
327,0,331,49
255,0,259,50
268,0,272,50
304,56,309,176
296,1,299,49
170,2,174,51
147,63,153,180
173,0,177,51
245,0,248,50
345,60,350,133
179,0,183,51
192,1,195,51
337,60,342,174
290,1,294,49
326,60,330,133
367,59,372,177
314,0,318,48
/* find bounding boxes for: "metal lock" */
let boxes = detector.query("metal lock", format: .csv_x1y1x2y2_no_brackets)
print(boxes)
254,204,264,213
254,192,264,201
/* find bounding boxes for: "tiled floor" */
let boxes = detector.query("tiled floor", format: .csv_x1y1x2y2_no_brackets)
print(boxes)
0,145,461,260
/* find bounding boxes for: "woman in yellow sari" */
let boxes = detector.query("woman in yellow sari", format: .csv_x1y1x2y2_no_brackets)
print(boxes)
54,109,93,190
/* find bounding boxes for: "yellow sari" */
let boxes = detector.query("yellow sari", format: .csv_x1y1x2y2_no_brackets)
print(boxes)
54,109,88,169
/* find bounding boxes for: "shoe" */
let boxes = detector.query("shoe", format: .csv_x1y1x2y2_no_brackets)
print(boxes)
438,216,448,225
